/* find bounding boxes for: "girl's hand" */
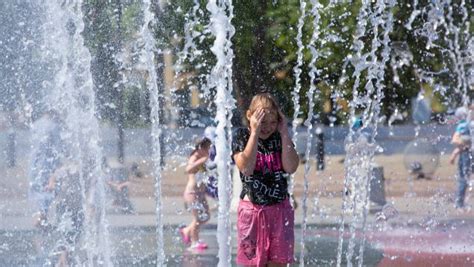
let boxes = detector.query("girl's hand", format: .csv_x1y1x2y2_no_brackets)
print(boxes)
186,149,209,174
250,108,265,134
277,109,289,136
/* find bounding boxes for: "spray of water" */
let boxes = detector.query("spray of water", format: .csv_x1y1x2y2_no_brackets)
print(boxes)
405,0,421,31
443,0,470,106
172,1,202,128
336,0,394,265
139,1,165,265
289,0,307,205
336,1,371,266
176,0,202,73
350,0,392,264
41,1,112,265
299,0,322,265
412,0,471,106
356,2,395,266
206,0,236,266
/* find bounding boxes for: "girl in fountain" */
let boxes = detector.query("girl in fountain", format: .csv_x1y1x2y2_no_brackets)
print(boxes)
180,137,213,250
232,93,299,267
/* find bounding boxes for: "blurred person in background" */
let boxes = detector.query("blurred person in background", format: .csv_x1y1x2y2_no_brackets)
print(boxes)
449,106,471,211
28,109,65,230
179,136,213,250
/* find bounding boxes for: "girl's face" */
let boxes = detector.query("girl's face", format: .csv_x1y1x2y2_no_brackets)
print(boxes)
258,110,279,140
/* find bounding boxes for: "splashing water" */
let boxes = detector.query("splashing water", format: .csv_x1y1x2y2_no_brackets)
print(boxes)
206,0,236,266
172,1,203,127
138,0,166,265
299,0,322,265
336,0,371,265
337,0,395,266
289,0,307,200
412,0,471,106
355,3,395,265
1,0,473,266
41,1,112,265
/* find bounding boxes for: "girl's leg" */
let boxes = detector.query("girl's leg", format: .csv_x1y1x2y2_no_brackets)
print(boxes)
456,152,470,208
189,209,201,242
456,175,468,208
181,209,198,241
182,194,210,243
181,191,196,239
190,197,210,243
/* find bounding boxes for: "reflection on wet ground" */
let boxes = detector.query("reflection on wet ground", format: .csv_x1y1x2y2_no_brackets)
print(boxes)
2,220,473,266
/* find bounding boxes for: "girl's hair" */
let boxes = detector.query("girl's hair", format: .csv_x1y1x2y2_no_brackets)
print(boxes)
246,93,280,123
190,137,212,156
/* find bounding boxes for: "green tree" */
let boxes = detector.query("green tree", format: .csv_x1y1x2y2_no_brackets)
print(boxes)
83,0,472,127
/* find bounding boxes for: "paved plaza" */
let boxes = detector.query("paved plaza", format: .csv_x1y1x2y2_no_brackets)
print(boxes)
1,153,473,266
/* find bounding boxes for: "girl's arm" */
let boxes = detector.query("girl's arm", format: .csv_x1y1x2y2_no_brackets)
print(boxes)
186,151,208,174
278,110,299,174
449,147,460,165
234,108,265,176
451,132,464,146
234,131,259,176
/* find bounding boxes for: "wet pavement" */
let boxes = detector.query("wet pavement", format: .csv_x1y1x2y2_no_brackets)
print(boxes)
2,219,473,266
1,154,474,266
1,194,473,266
0,224,384,266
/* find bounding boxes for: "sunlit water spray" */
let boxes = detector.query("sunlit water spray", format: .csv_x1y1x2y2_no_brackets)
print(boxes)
41,1,112,265
3,0,472,266
413,0,471,105
206,0,236,265
335,0,371,265
443,0,470,104
138,0,165,265
289,0,307,200
406,0,471,202
336,0,395,266
172,1,201,128
299,0,322,265
175,0,202,74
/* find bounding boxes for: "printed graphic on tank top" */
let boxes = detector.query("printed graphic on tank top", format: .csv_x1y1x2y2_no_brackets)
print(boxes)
232,128,290,205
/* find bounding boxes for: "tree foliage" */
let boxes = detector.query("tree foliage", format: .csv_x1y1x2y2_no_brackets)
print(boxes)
81,0,472,126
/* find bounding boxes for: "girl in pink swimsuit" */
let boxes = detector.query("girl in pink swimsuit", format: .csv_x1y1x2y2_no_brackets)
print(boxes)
180,137,212,250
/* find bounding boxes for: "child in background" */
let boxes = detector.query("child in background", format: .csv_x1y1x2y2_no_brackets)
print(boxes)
180,137,212,250
50,161,84,266
103,158,135,214
28,110,64,230
449,107,471,210
232,93,299,267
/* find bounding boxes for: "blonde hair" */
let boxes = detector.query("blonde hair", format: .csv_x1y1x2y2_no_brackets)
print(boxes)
245,93,280,123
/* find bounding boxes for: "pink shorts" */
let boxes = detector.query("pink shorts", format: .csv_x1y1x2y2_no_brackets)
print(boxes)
236,198,295,266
